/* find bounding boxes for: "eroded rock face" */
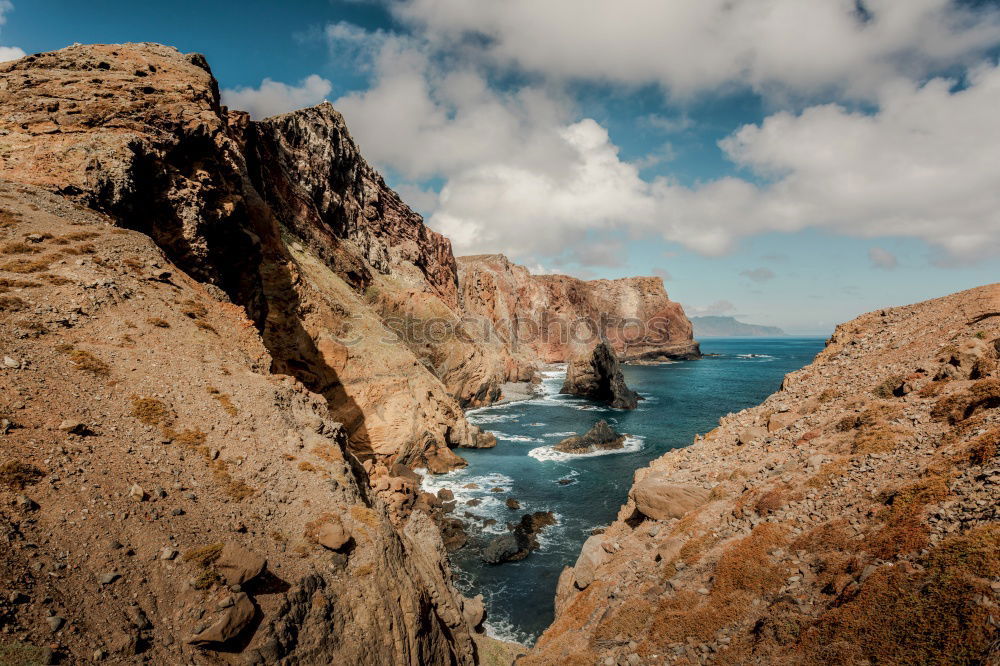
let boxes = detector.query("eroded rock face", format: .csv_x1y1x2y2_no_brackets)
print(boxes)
554,420,626,454
458,254,699,363
561,343,641,409
0,46,478,664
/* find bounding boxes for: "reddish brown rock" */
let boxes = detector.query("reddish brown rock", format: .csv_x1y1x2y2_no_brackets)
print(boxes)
561,343,641,409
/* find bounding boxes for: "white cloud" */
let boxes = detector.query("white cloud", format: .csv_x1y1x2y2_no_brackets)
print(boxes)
321,21,1000,265
0,0,24,63
394,0,1000,99
651,267,673,281
869,247,899,269
222,74,333,119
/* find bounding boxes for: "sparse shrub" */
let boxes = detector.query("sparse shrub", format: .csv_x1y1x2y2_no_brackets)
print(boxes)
130,397,171,426
931,379,1000,423
298,461,317,472
800,525,1000,665
867,475,949,558
63,231,100,241
754,487,787,515
0,277,40,290
975,330,987,339
0,640,48,665
194,319,216,333
964,426,999,466
592,599,654,645
146,317,170,328
0,210,19,228
167,428,206,448
350,504,381,530
206,388,237,415
59,243,96,256
0,461,45,489
852,423,909,455
122,256,143,272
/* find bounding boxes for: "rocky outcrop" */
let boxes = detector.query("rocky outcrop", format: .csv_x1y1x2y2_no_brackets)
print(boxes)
526,284,1000,666
458,254,699,363
554,420,626,454
0,45,483,664
561,342,641,409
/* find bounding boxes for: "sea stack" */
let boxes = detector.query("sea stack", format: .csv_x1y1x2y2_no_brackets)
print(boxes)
561,342,642,409
554,420,627,454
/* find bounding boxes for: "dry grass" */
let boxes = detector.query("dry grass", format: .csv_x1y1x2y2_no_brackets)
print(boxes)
806,459,849,489
852,423,909,455
210,463,254,501
866,474,949,559
0,277,40,291
168,428,207,448
130,397,171,426
0,640,49,666
0,461,45,489
63,231,100,241
0,242,41,254
39,273,72,286
872,374,906,399
59,243,96,256
799,525,1000,665
931,379,1000,424
0,210,18,229
207,388,237,416
0,256,52,273
298,461,317,472
146,317,170,328
0,295,26,312
65,349,110,376
592,599,654,645
350,505,381,530
183,542,224,566
964,426,999,466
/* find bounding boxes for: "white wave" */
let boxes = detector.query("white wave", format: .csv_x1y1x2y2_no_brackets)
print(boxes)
467,412,521,424
526,422,547,427
737,353,775,359
528,435,645,462
543,431,578,438
484,616,535,647
492,433,543,443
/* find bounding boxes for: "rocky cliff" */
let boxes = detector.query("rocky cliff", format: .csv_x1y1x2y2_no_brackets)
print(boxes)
0,42,495,664
525,284,1000,665
458,254,699,364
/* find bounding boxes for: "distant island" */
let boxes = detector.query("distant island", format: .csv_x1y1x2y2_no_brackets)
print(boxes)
690,315,787,337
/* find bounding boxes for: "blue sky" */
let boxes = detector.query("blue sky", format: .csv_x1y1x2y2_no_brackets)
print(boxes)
3,0,1000,334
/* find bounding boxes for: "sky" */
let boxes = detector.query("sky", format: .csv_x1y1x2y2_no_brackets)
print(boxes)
3,1,1000,334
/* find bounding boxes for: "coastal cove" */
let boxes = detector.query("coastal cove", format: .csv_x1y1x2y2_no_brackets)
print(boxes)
423,337,827,644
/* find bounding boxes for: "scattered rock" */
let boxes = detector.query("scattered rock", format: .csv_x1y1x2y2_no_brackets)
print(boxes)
46,615,65,632
3,356,21,369
128,484,147,502
99,572,120,585
505,498,521,510
437,488,454,501
187,592,255,646
214,542,266,586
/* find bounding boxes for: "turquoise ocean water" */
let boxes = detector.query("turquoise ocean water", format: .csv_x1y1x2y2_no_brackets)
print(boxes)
422,337,827,644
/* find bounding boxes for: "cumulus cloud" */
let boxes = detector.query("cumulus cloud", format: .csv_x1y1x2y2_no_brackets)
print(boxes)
222,74,333,119
869,247,899,269
740,267,776,283
651,267,673,281
0,0,25,63
321,19,1000,264
394,0,1000,98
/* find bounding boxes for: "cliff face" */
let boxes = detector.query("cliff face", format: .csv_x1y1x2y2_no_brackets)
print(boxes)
0,43,488,663
458,254,699,364
525,284,1000,665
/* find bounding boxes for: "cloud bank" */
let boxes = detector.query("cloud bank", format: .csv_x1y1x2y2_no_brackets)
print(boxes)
222,75,332,119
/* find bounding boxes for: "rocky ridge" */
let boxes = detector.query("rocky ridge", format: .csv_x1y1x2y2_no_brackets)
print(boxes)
554,420,627,455
525,284,1000,665
457,254,699,365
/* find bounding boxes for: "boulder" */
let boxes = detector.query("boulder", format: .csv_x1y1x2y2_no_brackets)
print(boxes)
630,477,710,521
461,595,486,631
480,511,556,564
188,593,255,646
316,518,351,552
505,498,521,510
654,537,684,563
767,411,797,433
561,342,641,410
214,543,266,586
737,426,768,446
572,535,611,589
554,420,626,454
437,488,455,501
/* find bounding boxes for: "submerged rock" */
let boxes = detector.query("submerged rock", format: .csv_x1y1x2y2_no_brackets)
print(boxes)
553,420,626,454
480,511,557,564
561,343,641,409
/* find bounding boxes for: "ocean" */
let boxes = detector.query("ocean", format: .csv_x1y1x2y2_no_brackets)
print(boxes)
421,337,827,644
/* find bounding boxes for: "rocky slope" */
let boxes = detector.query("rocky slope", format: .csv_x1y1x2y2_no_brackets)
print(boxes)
0,42,507,664
0,182,480,663
525,284,1000,665
457,254,699,364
